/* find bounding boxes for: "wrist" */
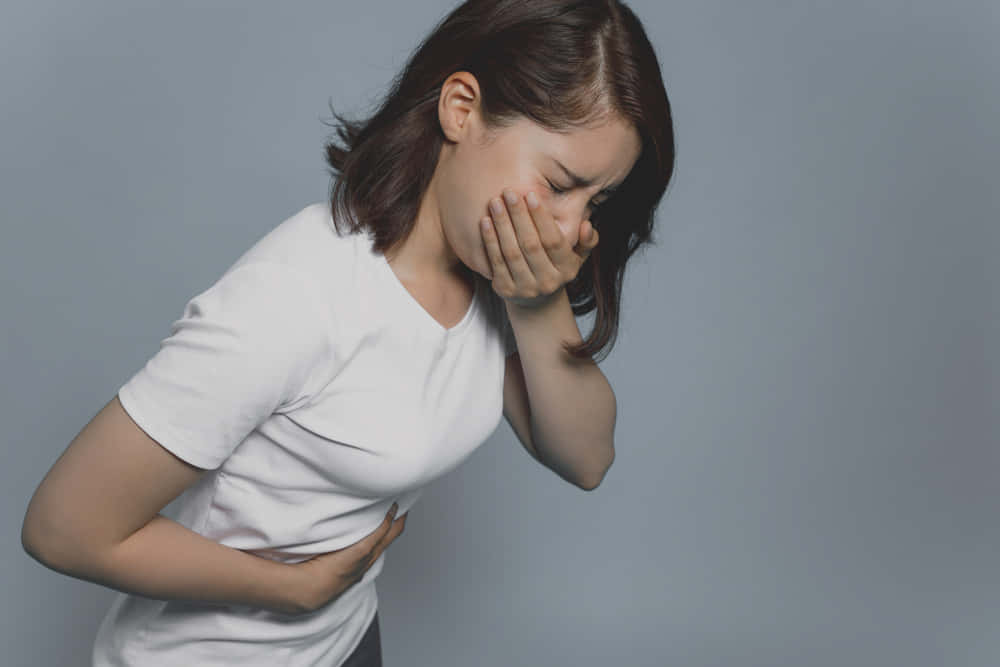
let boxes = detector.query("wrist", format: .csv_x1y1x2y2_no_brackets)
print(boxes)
505,284,567,317
256,556,310,615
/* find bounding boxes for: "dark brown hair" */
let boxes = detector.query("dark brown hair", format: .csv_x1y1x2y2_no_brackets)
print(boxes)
322,0,675,362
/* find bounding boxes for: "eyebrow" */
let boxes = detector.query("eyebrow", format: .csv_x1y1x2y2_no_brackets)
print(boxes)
552,157,624,196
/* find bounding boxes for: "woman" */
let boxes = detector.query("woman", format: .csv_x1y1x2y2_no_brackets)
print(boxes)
21,1,674,665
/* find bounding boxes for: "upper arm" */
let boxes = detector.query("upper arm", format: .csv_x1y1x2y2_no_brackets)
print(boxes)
501,350,544,464
22,395,207,570
23,260,335,569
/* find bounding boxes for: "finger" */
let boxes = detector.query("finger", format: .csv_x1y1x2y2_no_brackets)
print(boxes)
488,194,536,289
480,215,512,288
575,220,599,256
371,513,407,564
389,514,407,542
505,189,569,291
375,506,406,548
526,190,569,260
349,506,403,573
523,190,577,281
502,189,565,287
351,503,397,551
500,189,552,279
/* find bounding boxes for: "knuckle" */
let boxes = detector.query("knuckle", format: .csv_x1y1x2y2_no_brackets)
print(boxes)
521,238,541,254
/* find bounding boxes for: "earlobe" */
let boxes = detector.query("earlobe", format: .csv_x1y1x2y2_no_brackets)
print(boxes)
438,94,466,142
439,72,480,142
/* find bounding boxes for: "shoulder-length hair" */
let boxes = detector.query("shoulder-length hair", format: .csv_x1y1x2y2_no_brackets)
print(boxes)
322,0,675,362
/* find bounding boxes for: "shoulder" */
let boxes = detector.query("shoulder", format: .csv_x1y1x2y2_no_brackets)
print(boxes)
227,201,368,295
238,201,357,265
199,260,335,348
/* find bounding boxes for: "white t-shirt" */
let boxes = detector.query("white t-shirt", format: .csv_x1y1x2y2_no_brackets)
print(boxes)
92,201,516,666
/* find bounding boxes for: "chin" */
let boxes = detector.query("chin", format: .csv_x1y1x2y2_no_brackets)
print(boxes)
458,246,491,280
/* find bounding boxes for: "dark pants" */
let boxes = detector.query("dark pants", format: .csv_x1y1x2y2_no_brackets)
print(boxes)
340,611,382,667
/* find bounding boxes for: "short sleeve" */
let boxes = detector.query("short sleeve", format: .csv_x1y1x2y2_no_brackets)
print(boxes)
117,260,335,470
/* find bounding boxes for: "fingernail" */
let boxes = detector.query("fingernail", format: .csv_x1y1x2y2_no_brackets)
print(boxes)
526,191,539,209
502,189,518,206
390,502,398,515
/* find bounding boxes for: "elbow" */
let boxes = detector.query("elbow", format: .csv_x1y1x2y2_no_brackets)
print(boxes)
23,521,94,576
22,504,85,573
577,446,615,492
577,472,606,492
21,514,57,569
21,503,67,571
21,524,40,563
22,496,46,558
22,484,59,567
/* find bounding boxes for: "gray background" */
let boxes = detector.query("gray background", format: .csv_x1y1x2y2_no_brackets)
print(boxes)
4,1,996,665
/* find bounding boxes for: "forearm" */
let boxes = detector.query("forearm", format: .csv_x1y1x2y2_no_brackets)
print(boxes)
506,287,617,487
35,514,303,614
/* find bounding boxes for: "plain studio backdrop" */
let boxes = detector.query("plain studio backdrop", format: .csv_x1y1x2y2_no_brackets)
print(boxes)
3,1,996,665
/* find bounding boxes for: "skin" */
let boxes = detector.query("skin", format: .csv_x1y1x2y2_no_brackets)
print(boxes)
382,70,643,324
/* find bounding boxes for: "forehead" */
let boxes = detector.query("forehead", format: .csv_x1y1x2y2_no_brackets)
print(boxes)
512,116,641,184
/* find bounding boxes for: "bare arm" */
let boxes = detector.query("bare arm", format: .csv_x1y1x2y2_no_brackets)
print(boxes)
502,351,545,465
21,396,304,614
502,292,616,490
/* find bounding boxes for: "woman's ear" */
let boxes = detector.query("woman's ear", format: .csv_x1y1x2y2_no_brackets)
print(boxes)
438,71,481,142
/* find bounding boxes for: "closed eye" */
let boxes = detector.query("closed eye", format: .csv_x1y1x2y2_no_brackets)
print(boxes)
546,179,606,209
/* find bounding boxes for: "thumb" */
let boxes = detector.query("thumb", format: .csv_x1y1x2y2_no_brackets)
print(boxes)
574,223,597,258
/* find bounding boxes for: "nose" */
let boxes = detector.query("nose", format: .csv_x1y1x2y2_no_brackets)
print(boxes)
552,197,593,241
